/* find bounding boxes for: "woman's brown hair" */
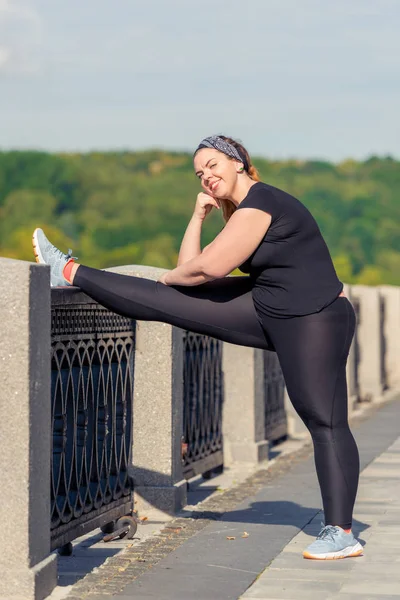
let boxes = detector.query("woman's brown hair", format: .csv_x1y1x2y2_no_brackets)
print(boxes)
217,136,260,222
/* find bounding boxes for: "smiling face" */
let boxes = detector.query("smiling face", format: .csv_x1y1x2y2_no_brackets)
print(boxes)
193,148,242,199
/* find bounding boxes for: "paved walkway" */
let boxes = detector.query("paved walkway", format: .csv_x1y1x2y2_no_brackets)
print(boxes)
47,395,400,600
241,435,400,599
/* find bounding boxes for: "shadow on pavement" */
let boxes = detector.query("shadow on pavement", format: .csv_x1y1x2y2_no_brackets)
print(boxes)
180,499,370,537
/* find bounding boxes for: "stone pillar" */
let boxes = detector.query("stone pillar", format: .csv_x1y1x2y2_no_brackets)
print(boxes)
351,285,384,401
379,285,400,390
222,345,269,465
343,284,357,415
0,258,57,600
106,266,187,516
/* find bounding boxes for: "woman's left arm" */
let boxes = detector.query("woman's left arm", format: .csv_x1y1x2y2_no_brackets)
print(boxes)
158,208,272,286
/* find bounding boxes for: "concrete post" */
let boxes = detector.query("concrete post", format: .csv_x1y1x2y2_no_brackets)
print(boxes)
222,345,269,465
343,284,357,415
106,266,187,516
0,258,57,600
379,286,400,390
351,285,384,401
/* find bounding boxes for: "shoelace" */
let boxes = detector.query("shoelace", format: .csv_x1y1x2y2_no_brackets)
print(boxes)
317,525,341,542
51,246,76,261
66,249,77,260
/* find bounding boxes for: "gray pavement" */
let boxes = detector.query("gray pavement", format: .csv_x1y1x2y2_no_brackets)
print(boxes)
47,395,400,600
241,435,400,599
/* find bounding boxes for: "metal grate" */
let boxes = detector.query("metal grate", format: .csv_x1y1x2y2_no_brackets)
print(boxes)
52,305,133,339
182,332,224,479
50,292,135,550
263,350,287,443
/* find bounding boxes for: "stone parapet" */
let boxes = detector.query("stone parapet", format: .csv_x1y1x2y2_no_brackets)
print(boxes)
343,284,358,413
351,285,384,401
0,258,57,600
106,265,187,517
379,285,400,390
222,345,269,465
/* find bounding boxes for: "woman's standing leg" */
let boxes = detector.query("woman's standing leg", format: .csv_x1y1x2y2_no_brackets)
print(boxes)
264,298,359,529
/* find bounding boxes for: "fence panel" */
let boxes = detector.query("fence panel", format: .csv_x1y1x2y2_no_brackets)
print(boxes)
182,332,224,479
50,290,135,551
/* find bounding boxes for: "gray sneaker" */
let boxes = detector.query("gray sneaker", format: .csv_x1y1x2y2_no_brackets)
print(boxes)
303,524,363,560
32,228,76,287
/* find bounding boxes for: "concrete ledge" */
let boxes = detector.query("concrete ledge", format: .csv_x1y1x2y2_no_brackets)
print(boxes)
379,285,400,389
134,480,188,518
222,345,269,467
107,265,187,516
0,258,57,600
226,440,269,464
0,554,57,600
351,285,384,401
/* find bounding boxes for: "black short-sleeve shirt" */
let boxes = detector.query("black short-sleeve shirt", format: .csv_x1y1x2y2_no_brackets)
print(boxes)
236,182,343,318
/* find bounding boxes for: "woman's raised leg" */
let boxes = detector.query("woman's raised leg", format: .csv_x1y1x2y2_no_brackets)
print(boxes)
33,227,272,349
74,265,274,350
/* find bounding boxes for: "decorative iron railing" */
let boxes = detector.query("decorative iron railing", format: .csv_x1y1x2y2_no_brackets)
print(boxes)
263,350,287,443
182,332,224,479
50,289,135,551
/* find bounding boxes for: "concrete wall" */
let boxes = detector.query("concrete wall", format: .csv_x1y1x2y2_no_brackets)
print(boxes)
379,286,400,389
351,285,384,401
107,266,187,517
0,258,57,600
222,345,269,465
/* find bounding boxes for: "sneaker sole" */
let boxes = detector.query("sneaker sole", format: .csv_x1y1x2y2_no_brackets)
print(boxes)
32,228,44,264
32,228,73,287
303,542,363,560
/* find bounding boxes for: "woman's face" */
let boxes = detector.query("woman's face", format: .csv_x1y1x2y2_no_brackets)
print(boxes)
193,148,241,199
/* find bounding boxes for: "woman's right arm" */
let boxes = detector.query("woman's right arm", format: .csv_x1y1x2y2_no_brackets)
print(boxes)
177,192,220,266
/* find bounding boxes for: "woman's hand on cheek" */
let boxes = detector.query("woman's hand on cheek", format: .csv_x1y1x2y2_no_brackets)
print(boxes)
194,192,220,221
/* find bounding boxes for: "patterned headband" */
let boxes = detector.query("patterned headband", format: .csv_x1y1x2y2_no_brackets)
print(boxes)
195,135,249,171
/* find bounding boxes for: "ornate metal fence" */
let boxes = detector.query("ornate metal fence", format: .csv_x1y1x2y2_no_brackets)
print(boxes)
50,289,135,551
263,350,287,443
182,332,224,479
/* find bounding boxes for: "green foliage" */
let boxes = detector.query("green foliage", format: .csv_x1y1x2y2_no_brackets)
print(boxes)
0,189,56,245
0,150,399,285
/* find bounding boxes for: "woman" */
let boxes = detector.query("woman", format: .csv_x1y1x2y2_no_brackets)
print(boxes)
32,134,362,560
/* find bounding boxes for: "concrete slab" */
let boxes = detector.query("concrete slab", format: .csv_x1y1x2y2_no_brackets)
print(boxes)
241,402,400,600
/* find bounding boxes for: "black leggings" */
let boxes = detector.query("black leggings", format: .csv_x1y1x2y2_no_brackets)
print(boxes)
75,266,359,529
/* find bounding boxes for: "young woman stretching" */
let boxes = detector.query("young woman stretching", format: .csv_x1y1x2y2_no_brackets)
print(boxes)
32,135,362,560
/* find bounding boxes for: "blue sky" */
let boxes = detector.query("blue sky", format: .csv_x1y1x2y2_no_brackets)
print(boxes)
0,0,399,160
